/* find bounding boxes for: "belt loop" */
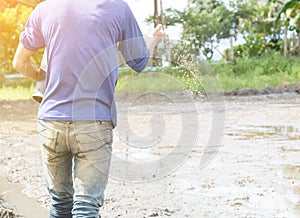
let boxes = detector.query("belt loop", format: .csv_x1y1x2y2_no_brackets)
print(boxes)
64,121,71,128
65,121,71,151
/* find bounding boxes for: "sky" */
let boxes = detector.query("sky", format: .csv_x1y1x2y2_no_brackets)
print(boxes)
124,0,237,60
125,0,188,40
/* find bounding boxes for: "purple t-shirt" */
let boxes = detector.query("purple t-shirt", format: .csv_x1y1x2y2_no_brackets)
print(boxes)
20,0,149,126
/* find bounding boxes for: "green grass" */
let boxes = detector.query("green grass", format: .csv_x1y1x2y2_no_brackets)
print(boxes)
212,53,300,91
116,72,187,93
0,84,34,100
217,71,300,91
116,70,204,93
1,54,300,100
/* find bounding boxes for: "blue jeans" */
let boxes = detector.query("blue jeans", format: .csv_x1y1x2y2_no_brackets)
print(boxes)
38,120,113,218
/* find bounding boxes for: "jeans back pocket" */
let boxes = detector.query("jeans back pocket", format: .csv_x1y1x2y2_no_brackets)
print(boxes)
38,120,62,153
75,122,113,153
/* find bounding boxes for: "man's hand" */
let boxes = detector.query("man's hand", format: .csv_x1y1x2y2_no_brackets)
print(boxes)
152,24,165,45
147,24,165,58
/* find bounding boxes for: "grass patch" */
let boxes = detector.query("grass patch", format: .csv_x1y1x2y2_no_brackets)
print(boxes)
216,71,300,91
0,84,34,100
116,68,203,93
212,53,300,91
116,72,187,93
1,53,300,100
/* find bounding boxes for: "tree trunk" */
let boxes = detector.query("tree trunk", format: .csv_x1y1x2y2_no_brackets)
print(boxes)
154,0,158,28
230,29,235,63
298,32,300,56
283,25,288,57
153,0,159,66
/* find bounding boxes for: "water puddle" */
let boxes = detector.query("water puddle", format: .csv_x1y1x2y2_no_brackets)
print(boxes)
283,165,300,217
283,165,300,180
226,124,300,216
226,125,300,141
295,204,300,216
0,175,48,218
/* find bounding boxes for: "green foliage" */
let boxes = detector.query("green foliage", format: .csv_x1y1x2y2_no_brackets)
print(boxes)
276,0,300,26
213,52,295,77
231,35,283,58
117,54,298,94
0,5,35,75
0,0,18,11
1,55,300,100
0,0,41,11
212,53,300,90
275,0,300,58
150,0,286,60
116,67,203,93
236,0,282,57
153,0,237,60
0,1,44,78
256,52,293,75
0,83,34,100
13,0,43,7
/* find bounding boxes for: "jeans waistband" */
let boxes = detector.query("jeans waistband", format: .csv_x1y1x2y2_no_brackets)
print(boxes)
38,119,113,131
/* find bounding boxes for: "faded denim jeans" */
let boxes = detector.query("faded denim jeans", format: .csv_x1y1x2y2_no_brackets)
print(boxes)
38,119,113,218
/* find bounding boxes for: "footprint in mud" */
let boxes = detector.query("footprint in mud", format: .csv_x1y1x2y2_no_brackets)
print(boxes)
234,177,255,187
201,180,216,189
283,165,300,180
148,208,175,217
231,196,250,207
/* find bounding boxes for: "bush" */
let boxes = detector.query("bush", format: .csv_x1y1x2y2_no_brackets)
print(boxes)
0,5,30,74
213,52,294,76
211,52,300,91
0,5,43,76
257,52,293,75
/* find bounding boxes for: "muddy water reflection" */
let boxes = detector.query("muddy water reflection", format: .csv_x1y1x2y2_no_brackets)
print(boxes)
226,123,300,216
226,125,300,141
284,165,300,180
295,204,300,216
283,165,300,216
0,175,49,217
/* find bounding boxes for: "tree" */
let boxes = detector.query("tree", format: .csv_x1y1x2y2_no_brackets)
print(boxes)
0,0,41,11
148,0,287,61
276,0,300,56
0,1,43,75
0,4,44,75
0,5,30,74
228,0,283,58
150,0,240,60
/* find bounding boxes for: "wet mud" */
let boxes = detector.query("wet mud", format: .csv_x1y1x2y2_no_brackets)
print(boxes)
0,91,300,217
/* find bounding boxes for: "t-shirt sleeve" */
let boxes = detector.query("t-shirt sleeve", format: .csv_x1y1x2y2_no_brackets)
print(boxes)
118,5,150,73
20,5,45,52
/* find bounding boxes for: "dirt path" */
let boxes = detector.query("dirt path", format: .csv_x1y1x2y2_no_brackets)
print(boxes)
0,92,300,217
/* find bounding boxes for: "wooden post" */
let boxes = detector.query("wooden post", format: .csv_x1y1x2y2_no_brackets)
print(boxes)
153,0,159,66
160,0,170,66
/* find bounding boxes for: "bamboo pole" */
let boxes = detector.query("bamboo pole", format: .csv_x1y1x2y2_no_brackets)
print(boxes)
153,0,159,66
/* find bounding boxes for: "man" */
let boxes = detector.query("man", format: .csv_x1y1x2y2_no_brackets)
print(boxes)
13,0,164,217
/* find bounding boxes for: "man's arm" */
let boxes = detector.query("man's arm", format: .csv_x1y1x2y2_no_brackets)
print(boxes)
13,43,42,81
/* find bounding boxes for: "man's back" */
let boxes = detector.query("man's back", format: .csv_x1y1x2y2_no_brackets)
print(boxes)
13,1,164,216
21,0,149,123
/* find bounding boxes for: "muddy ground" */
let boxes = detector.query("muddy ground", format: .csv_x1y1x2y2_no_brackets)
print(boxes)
0,87,300,218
